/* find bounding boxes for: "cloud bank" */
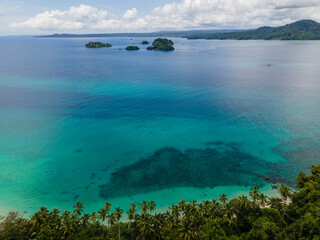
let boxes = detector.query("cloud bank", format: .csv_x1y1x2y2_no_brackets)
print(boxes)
10,0,320,32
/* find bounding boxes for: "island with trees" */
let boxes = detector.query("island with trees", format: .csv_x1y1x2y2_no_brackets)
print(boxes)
85,42,112,48
0,164,319,239
126,46,140,50
140,41,149,44
147,38,175,51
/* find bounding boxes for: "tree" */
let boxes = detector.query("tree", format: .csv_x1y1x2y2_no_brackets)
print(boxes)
137,214,153,240
278,184,291,201
98,207,108,223
1,164,320,239
258,193,268,207
249,186,260,204
114,207,123,240
73,202,84,217
178,217,198,240
140,200,149,215
90,212,97,224
126,46,139,50
108,212,116,227
219,194,228,206
238,195,250,210
148,201,156,213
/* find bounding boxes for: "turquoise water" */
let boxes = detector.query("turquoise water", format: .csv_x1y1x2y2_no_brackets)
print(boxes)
0,37,320,214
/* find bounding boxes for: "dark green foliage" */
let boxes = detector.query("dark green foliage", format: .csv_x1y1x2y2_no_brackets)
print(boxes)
85,42,112,48
147,38,175,51
126,45,140,50
0,165,319,239
140,40,149,44
152,38,174,46
186,20,320,40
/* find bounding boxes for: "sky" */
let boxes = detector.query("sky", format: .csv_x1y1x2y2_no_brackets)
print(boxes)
1,0,320,35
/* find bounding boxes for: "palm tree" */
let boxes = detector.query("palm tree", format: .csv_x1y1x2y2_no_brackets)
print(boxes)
238,195,250,210
104,201,112,212
148,200,156,213
278,184,291,202
153,213,165,239
130,203,137,213
73,202,84,217
98,207,108,222
127,210,135,221
62,210,71,221
219,194,228,206
249,186,260,204
108,212,116,226
169,204,179,221
200,200,211,218
114,207,123,240
127,203,137,230
258,193,268,207
81,213,90,227
137,214,153,240
61,217,75,238
90,212,97,224
30,212,43,231
178,217,198,240
268,197,283,210
140,200,149,215
178,200,187,212
208,199,221,219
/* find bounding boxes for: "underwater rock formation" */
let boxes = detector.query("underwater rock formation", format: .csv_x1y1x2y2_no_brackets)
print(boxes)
99,145,272,199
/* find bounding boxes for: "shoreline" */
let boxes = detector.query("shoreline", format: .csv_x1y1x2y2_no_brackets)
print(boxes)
0,183,280,217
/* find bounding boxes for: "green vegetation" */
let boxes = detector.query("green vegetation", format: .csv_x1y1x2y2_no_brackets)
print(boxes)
140,41,149,44
1,164,319,239
186,20,320,40
147,38,175,51
126,46,140,50
40,19,320,41
85,42,112,48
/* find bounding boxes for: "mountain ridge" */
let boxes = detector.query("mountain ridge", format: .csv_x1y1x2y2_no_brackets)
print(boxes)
35,20,320,40
186,20,320,40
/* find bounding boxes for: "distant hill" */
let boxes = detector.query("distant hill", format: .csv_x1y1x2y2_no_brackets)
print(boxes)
35,20,320,40
185,20,320,40
35,29,240,38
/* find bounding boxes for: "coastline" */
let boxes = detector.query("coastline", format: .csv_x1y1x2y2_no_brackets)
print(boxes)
0,183,280,217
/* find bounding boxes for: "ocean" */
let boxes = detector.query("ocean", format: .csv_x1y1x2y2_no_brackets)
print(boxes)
0,36,319,214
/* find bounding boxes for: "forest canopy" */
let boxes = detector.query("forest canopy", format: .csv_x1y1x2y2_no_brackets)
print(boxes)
126,46,140,50
0,164,319,239
147,38,175,51
85,42,112,48
186,20,320,40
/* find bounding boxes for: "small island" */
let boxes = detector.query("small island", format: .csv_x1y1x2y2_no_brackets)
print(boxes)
147,38,175,51
140,41,149,45
85,42,112,48
126,46,140,50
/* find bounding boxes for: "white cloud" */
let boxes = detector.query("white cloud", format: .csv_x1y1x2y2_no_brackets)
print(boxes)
143,0,320,29
11,4,109,30
123,8,138,20
10,1,320,33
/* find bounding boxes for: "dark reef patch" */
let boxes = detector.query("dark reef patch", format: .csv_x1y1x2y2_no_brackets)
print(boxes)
99,145,274,199
271,136,320,183
90,173,97,180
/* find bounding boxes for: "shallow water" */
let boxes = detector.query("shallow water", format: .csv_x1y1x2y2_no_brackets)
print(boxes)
0,37,319,214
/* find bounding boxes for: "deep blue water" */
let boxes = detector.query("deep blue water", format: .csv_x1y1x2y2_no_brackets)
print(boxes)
0,36,319,214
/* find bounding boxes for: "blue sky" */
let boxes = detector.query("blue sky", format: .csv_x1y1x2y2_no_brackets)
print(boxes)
1,0,320,35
